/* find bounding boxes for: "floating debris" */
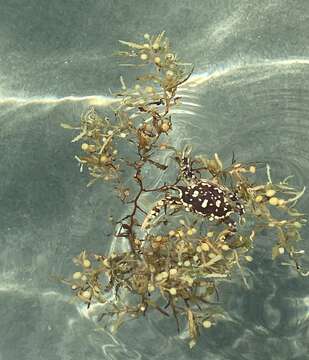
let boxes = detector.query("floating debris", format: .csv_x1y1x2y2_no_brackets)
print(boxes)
60,32,308,348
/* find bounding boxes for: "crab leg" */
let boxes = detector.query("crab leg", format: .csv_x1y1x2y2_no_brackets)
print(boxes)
223,217,237,233
179,147,198,184
141,196,182,230
227,191,245,215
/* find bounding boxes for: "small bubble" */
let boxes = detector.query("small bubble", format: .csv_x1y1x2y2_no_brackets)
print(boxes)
169,268,178,275
202,320,212,328
255,195,263,203
82,290,91,299
266,189,276,197
269,197,279,206
201,243,210,252
278,247,285,255
83,259,91,268
81,143,89,151
249,166,256,173
169,288,177,295
73,272,82,280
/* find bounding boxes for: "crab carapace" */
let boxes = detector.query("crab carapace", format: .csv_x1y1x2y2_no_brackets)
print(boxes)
141,149,244,233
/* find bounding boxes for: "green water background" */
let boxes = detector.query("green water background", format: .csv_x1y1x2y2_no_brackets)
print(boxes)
0,1,309,359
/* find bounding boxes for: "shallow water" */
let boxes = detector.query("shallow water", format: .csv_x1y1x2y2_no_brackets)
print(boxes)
1,1,309,359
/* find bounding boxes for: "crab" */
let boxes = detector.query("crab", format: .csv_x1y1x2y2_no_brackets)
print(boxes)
141,148,245,233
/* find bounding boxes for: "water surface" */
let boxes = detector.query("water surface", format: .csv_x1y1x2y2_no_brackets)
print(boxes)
1,1,309,359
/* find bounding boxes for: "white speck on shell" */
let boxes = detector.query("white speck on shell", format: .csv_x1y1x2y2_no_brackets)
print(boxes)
201,199,208,208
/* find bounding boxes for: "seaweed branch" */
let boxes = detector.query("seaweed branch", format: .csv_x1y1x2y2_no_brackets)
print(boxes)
60,32,308,348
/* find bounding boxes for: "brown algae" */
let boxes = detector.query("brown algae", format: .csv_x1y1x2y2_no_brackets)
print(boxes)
61,32,308,348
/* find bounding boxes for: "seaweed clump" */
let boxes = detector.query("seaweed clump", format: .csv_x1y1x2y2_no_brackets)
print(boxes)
61,32,308,348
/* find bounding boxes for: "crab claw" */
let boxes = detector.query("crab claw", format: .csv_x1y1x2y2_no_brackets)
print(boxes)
182,145,192,160
141,214,152,230
141,202,163,230
174,145,192,165
141,198,170,231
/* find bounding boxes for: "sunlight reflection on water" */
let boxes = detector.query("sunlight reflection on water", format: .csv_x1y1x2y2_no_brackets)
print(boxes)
1,0,309,358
